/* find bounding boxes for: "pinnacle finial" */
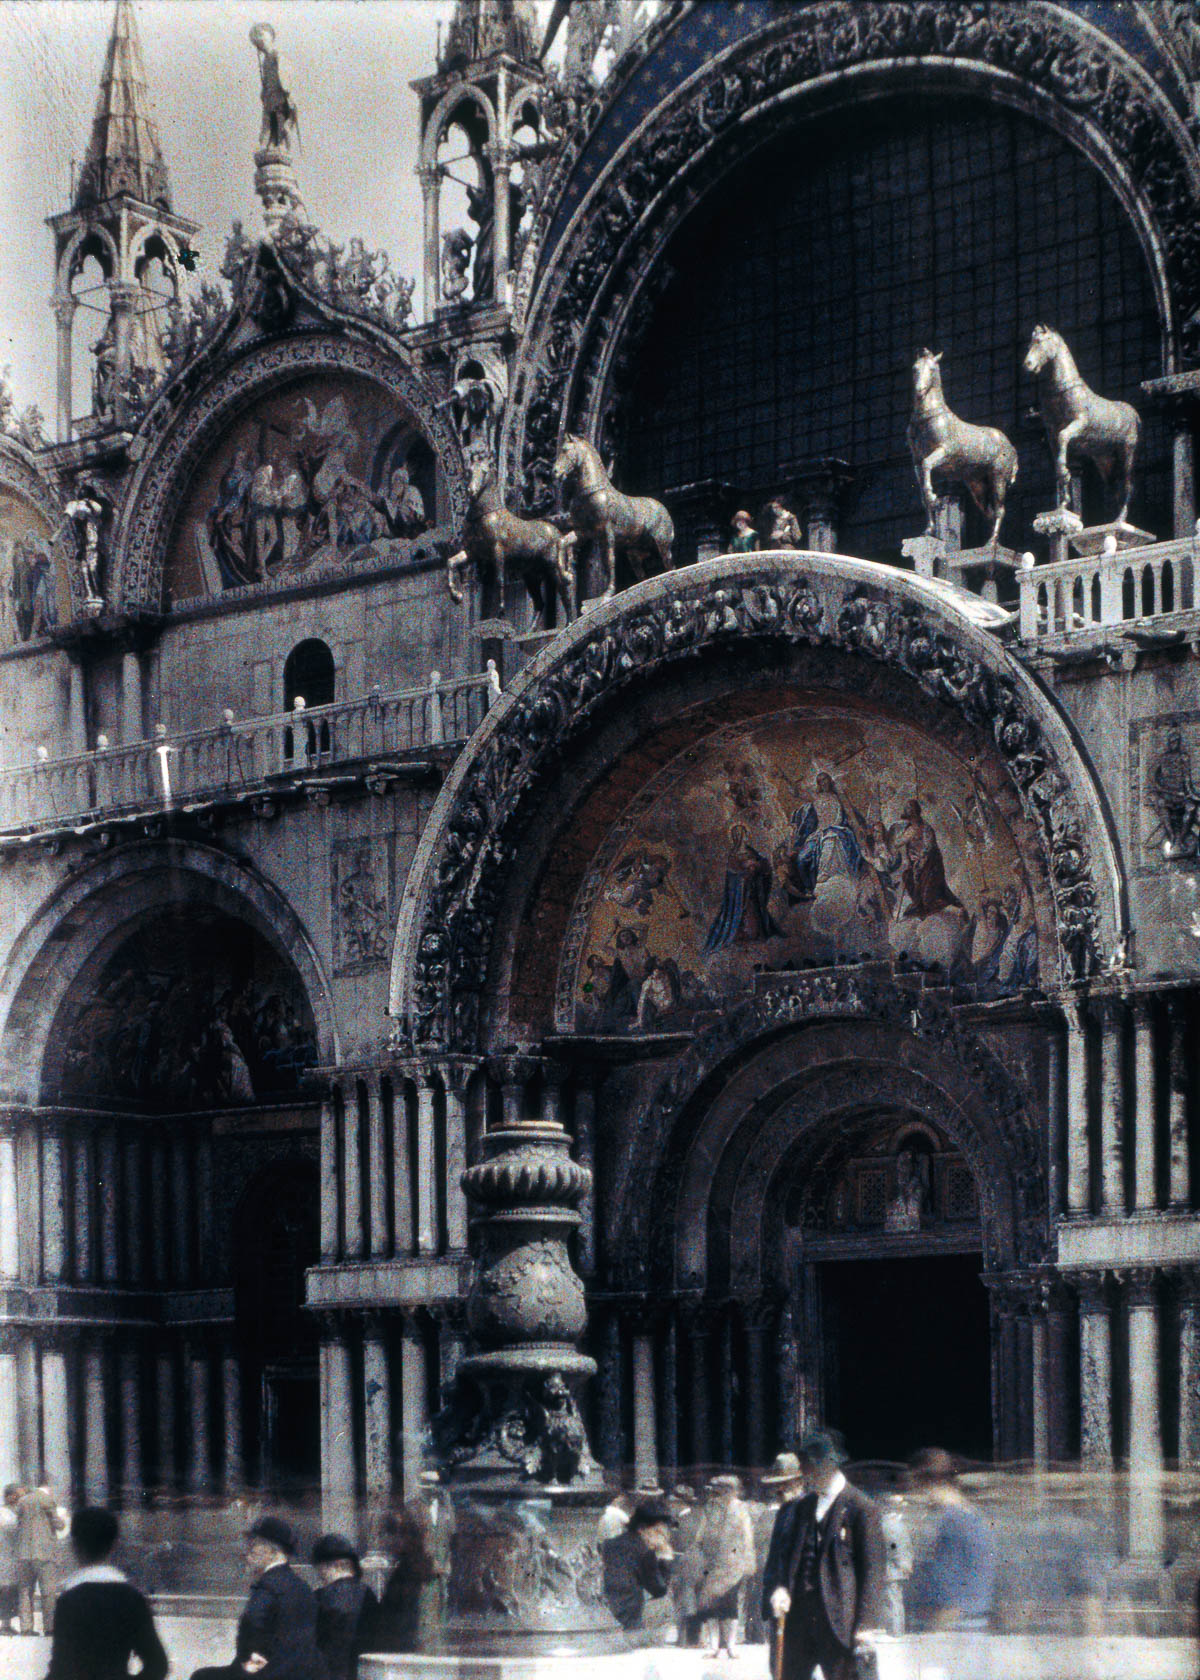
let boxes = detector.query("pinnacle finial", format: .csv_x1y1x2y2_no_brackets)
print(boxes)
74,0,171,211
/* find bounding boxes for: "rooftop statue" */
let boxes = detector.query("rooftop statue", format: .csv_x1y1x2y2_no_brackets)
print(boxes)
250,23,299,152
1023,325,1140,524
907,349,1018,547
553,434,673,602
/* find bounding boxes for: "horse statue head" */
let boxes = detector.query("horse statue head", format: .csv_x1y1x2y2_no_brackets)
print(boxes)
467,457,498,501
1023,324,1063,377
911,348,944,402
553,434,586,486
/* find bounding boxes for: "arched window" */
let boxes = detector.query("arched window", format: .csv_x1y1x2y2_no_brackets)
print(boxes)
283,639,335,761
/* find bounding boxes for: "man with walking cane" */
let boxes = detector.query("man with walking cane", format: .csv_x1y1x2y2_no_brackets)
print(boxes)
761,1429,887,1680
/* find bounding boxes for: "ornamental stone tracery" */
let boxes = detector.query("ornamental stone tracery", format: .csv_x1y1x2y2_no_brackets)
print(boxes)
507,0,1200,513
393,554,1125,1055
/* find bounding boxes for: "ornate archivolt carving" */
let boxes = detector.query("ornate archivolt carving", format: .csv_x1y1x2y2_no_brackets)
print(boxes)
394,555,1124,1051
509,1,1200,511
624,974,1046,1287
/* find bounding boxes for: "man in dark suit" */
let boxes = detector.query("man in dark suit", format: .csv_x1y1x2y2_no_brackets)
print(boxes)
47,1506,168,1680
761,1429,886,1680
190,1516,326,1680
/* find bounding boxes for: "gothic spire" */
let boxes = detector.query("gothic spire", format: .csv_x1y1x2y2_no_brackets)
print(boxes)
440,0,540,72
74,0,171,211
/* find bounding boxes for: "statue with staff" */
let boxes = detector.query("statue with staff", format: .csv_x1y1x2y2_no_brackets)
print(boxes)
250,23,300,151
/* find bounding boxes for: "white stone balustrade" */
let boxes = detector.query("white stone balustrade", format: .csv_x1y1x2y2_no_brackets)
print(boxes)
1018,534,1199,640
0,670,495,834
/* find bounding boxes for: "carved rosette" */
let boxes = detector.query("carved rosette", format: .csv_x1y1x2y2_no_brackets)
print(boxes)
437,1117,600,1492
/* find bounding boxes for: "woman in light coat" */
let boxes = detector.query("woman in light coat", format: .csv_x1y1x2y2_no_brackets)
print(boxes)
693,1475,756,1658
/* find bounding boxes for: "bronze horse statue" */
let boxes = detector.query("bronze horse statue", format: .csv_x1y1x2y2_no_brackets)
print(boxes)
553,435,673,602
1023,325,1140,524
447,461,576,628
907,349,1018,546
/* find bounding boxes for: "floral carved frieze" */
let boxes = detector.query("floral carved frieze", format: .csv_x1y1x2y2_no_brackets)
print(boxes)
406,561,1115,1051
512,1,1200,510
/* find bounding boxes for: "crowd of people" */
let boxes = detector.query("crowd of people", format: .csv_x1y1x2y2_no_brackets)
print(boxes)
0,1436,1094,1679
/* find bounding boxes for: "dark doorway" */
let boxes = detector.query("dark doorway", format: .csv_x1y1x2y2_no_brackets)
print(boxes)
821,1254,991,1462
233,1158,320,1489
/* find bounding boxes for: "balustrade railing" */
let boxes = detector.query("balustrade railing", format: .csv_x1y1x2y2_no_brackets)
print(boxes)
1018,535,1199,640
0,669,498,834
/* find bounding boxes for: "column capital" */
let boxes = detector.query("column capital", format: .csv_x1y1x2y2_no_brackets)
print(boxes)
487,1051,542,1090
1124,1266,1160,1309
1167,995,1189,1030
1091,993,1126,1029
51,293,76,327
1036,1272,1074,1316
1073,1268,1112,1311
442,1057,480,1098
416,162,442,189
1177,1265,1200,1303
1130,995,1155,1029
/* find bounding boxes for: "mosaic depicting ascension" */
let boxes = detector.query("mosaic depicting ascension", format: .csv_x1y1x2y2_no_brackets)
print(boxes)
565,709,1050,1035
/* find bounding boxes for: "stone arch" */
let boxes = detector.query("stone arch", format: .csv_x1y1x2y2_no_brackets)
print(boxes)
421,82,498,167
391,554,1126,1051
613,989,1039,1298
54,224,119,298
506,2,1200,507
127,225,185,297
0,838,337,1105
113,332,466,613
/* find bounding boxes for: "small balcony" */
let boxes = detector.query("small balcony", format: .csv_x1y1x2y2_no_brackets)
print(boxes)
0,670,498,840
1017,533,1200,645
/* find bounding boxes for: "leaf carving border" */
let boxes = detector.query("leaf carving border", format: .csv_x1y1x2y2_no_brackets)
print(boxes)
511,0,1200,510
115,335,467,614
407,564,1115,1051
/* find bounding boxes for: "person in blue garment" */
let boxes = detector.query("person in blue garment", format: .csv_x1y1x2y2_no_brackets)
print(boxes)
704,822,782,953
783,774,866,905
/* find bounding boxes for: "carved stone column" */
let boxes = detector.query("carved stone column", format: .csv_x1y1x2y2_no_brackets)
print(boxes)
630,1311,658,1490
72,1131,92,1284
392,1078,414,1256
436,1300,468,1401
793,459,855,553
686,1306,712,1468
596,1309,622,1468
363,1315,392,1498
1168,1000,1190,1209
222,1348,244,1492
156,1344,176,1489
414,1068,438,1255
96,1127,119,1285
122,1132,143,1285
319,1088,340,1262
119,1344,142,1497
659,1307,678,1477
1133,1000,1157,1212
196,1128,215,1282
777,1296,801,1447
320,1322,356,1536
716,1305,735,1466
82,1341,108,1503
342,1087,364,1260
400,1312,427,1501
1030,1291,1049,1470
121,649,143,744
366,1077,389,1259
41,1128,67,1282
1126,1268,1165,1557
744,1301,772,1468
1043,1278,1073,1463
1046,1026,1064,1220
1096,999,1125,1214
0,1338,18,1489
52,294,74,443
170,1131,192,1283
1076,1271,1113,1466
150,1136,170,1286
443,1063,472,1251
41,1339,71,1496
1179,1268,1200,1467
418,163,440,320
0,1126,18,1280
187,1343,212,1494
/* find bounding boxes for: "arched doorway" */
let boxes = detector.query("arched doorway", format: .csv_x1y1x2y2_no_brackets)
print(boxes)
784,1113,991,1462
233,1159,321,1491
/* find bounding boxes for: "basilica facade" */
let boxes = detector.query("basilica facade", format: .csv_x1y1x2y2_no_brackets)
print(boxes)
1,0,1200,1559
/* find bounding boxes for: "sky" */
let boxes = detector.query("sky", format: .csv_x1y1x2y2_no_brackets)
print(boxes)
0,0,465,420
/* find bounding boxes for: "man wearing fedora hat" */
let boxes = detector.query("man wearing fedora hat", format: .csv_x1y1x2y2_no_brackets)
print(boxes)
761,1430,886,1680
189,1517,324,1680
